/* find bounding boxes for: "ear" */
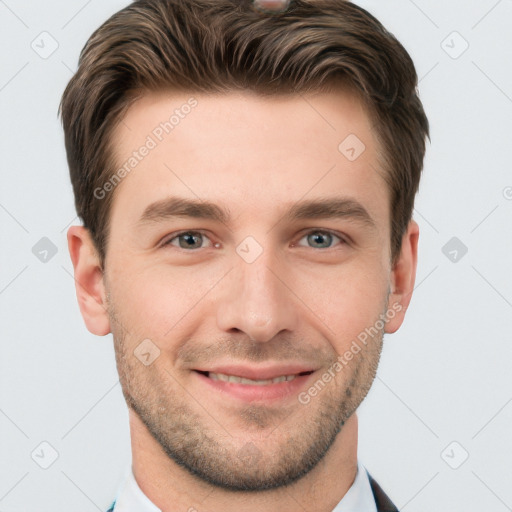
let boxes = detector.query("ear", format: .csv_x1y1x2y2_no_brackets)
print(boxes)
385,220,419,334
67,226,111,336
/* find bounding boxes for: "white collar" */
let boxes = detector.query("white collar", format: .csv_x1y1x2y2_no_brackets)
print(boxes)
112,460,376,512
111,464,160,512
332,461,377,512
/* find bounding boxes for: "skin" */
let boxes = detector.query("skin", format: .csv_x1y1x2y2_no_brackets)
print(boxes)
68,89,418,512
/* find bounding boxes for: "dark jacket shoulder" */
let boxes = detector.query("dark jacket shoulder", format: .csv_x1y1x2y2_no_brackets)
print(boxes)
367,471,399,512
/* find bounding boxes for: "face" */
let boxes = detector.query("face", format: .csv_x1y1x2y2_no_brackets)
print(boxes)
75,89,416,491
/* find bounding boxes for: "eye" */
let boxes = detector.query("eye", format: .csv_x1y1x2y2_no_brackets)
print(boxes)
296,230,346,249
162,231,214,250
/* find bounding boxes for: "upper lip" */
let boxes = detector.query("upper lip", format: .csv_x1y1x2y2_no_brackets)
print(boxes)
193,364,316,380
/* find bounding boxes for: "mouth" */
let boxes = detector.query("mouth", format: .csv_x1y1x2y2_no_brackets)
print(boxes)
192,365,316,402
194,369,314,386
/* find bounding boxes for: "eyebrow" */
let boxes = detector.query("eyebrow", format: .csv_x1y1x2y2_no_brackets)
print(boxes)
137,196,376,229
284,197,376,228
138,197,231,225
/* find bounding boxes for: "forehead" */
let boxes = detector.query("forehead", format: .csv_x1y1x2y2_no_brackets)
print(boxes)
108,89,389,228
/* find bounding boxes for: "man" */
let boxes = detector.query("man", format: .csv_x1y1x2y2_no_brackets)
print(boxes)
60,0,429,510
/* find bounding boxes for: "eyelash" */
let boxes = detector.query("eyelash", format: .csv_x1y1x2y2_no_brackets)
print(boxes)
161,229,348,250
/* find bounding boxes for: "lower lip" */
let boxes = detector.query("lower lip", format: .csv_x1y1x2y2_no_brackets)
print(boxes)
193,371,314,403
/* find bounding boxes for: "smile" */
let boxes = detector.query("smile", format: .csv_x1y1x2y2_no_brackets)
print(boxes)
193,368,315,402
207,371,303,385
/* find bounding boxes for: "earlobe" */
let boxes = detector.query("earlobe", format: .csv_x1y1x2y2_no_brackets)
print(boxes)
385,220,419,334
67,226,111,336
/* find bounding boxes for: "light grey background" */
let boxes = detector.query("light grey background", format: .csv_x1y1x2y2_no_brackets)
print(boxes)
1,1,511,511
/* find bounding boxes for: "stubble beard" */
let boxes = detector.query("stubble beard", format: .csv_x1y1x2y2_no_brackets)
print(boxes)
108,301,384,492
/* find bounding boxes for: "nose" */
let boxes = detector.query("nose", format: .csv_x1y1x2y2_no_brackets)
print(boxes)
216,245,299,343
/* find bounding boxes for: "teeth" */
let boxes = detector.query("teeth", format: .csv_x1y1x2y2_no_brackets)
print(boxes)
208,372,298,385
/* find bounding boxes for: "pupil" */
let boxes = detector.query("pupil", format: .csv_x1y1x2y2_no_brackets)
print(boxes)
310,232,331,248
181,233,201,248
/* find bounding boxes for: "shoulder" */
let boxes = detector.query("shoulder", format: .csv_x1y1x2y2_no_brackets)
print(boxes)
366,471,400,512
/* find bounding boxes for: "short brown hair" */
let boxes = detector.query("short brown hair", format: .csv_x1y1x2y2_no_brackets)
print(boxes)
60,0,429,267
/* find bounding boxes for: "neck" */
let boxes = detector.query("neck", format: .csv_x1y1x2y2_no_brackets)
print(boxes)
129,410,359,512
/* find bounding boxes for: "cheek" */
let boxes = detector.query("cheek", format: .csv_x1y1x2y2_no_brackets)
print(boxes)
291,263,389,348
108,260,223,339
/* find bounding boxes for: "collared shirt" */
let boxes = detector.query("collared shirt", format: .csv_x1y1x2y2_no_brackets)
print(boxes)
111,460,377,512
